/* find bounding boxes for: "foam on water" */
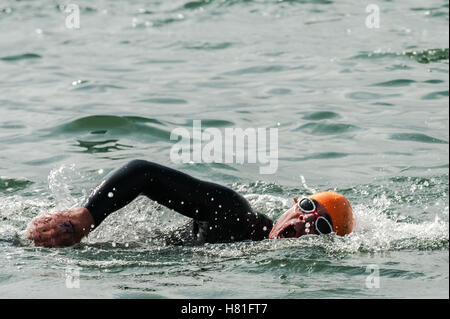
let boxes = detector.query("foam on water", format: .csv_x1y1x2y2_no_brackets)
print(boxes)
47,164,90,210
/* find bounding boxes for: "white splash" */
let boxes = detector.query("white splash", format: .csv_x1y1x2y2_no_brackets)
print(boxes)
48,164,88,210
300,175,317,195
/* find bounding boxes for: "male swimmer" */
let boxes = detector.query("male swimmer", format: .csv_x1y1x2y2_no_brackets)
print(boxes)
27,160,354,247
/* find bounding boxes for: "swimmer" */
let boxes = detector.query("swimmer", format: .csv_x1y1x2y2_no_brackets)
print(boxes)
26,160,354,247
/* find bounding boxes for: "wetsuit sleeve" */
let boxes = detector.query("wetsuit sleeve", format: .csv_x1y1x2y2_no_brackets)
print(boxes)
83,160,273,242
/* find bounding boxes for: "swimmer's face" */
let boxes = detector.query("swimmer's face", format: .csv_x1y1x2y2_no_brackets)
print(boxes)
268,197,332,239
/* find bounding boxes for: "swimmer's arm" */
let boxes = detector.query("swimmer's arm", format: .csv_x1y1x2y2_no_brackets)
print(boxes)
27,160,168,247
82,159,211,227
83,159,272,241
27,159,271,247
26,160,152,247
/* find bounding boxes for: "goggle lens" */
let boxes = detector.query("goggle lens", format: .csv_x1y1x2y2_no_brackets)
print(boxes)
298,198,316,213
315,216,333,235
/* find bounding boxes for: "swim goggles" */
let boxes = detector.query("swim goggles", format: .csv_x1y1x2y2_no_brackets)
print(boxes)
297,197,334,235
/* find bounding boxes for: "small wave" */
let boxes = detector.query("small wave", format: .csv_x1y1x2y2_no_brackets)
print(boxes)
421,90,449,100
196,119,236,127
296,122,360,135
71,83,126,92
137,98,188,104
168,0,336,13
183,41,234,51
181,0,214,10
267,88,292,95
410,6,449,18
352,48,449,64
56,115,163,130
223,65,288,76
75,139,133,154
408,48,450,64
235,181,286,194
345,91,400,100
56,4,99,14
1,7,13,14
372,79,416,87
46,115,172,141
0,53,41,61
389,133,448,144
0,196,52,241
301,152,349,161
302,111,341,121
0,177,33,194
145,16,186,28
423,79,444,84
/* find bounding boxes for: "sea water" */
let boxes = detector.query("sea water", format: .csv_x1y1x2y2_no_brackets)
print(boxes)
0,0,448,298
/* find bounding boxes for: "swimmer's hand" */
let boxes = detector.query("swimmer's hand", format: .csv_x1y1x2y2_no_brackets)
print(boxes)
26,207,95,248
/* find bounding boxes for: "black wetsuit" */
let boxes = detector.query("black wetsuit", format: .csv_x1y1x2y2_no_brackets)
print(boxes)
84,160,273,245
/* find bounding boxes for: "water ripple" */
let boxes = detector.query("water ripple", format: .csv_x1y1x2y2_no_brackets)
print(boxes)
302,111,341,121
44,115,172,142
296,122,360,135
352,48,449,64
223,65,288,76
0,53,41,61
389,133,448,144
372,79,416,87
0,177,33,194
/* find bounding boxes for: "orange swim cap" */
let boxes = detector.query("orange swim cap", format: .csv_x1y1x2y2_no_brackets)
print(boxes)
310,191,354,236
